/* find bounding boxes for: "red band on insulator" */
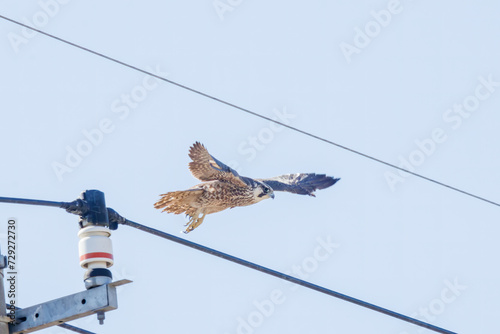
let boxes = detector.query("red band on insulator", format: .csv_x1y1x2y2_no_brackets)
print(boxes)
80,252,114,262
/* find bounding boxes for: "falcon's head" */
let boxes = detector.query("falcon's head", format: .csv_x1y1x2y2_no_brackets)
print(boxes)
253,181,275,202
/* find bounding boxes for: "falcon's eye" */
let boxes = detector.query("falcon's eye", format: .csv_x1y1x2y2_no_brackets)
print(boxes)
263,187,270,194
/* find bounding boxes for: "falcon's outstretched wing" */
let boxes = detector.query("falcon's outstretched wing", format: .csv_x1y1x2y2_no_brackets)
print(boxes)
257,173,340,197
188,142,247,187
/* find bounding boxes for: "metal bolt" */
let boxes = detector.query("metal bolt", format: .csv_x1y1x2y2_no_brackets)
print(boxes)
97,311,105,325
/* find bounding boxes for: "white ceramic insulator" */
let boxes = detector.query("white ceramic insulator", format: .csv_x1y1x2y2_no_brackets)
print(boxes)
78,226,114,269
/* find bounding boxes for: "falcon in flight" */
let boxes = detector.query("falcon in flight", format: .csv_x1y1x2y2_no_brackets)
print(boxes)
154,142,340,233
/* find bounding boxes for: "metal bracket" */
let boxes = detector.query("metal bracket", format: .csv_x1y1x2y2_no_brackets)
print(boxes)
9,279,132,334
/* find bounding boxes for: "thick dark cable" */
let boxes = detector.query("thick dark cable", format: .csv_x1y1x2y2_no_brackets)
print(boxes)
0,196,66,208
56,324,96,334
0,196,457,333
0,15,498,208
0,196,88,216
120,218,456,334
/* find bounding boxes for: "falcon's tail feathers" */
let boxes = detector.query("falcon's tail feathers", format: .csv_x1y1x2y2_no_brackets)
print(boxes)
154,189,203,215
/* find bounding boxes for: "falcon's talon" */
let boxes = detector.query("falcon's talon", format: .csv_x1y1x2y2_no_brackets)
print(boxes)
154,142,340,233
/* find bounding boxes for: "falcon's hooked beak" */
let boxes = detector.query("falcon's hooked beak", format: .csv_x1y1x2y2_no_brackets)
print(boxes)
270,192,275,199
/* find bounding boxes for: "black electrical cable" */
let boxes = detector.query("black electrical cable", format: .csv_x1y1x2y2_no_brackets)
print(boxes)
57,323,96,334
119,218,457,334
0,197,457,333
0,196,66,208
0,14,498,208
0,196,88,216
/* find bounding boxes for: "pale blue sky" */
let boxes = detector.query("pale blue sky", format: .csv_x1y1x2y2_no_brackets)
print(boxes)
1,1,500,333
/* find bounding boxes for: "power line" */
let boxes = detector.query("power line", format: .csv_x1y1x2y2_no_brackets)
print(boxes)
1,15,499,208
0,196,89,216
118,217,457,334
0,196,66,208
56,323,95,334
0,195,457,334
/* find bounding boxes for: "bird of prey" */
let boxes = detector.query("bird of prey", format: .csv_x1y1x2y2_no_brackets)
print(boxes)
154,142,340,233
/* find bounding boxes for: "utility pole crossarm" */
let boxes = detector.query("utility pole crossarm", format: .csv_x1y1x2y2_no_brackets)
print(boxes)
9,280,131,334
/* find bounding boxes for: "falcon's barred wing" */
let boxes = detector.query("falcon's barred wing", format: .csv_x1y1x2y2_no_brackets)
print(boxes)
188,142,247,187
257,173,340,197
